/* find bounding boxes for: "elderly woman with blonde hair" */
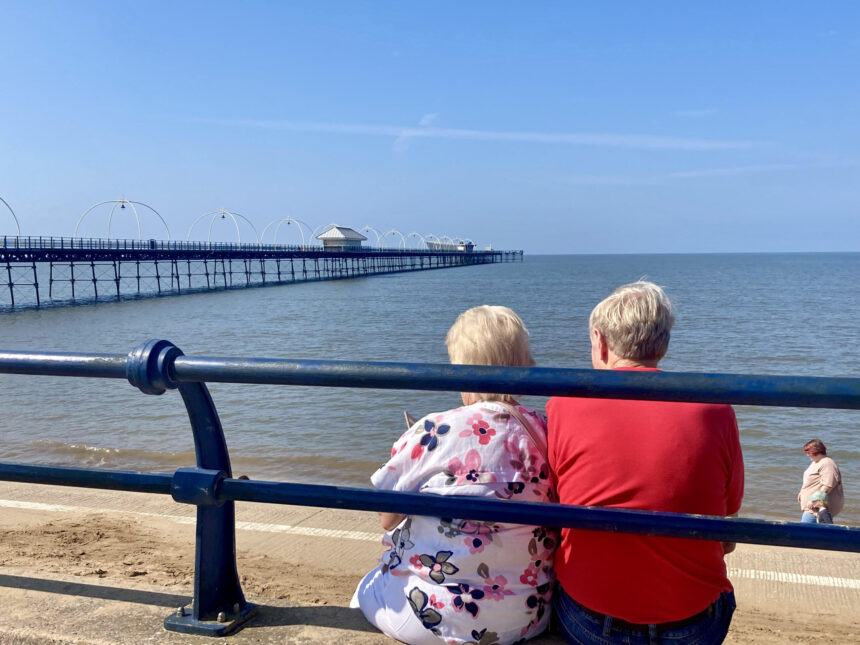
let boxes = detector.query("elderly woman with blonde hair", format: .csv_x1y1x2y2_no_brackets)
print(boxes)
351,305,557,645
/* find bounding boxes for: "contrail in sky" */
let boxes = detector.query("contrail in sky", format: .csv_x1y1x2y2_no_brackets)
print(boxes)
193,117,757,151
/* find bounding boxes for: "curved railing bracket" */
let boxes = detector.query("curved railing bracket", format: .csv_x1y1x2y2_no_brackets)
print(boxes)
126,340,255,635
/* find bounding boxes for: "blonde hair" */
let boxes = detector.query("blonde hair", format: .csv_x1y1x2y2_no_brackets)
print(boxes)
589,281,674,362
445,305,535,403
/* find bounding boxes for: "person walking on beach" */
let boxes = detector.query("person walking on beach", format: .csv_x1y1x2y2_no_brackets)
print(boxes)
798,439,843,523
351,306,556,645
546,281,744,645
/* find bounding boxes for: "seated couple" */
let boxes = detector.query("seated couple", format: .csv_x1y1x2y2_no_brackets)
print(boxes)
351,281,744,645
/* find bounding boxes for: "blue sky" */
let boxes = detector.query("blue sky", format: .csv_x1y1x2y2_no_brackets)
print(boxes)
1,2,858,253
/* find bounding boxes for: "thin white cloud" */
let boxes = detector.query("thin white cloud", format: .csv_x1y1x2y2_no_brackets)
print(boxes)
394,113,441,152
194,117,756,151
418,113,439,127
538,160,855,187
666,161,852,179
552,174,664,186
672,108,719,118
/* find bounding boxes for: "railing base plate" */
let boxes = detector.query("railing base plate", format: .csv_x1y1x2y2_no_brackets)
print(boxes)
164,603,257,636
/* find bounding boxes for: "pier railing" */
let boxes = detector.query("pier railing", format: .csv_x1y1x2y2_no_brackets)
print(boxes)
1,235,509,254
0,340,858,636
1,236,521,308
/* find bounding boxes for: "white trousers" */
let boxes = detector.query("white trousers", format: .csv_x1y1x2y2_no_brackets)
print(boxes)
350,566,442,645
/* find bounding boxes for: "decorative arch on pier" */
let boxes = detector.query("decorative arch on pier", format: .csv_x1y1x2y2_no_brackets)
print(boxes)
74,198,171,241
186,209,260,244
405,232,427,249
360,226,382,248
0,196,21,237
311,222,341,244
260,217,312,246
380,229,406,249
440,235,455,245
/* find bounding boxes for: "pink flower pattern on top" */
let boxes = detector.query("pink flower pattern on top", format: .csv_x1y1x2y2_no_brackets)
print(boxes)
460,413,497,445
446,449,497,486
362,401,557,645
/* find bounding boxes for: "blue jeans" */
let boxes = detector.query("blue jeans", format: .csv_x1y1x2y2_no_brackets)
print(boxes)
802,510,833,524
554,586,736,644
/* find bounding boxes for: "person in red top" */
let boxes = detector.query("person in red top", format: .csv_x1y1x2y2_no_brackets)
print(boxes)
547,281,744,645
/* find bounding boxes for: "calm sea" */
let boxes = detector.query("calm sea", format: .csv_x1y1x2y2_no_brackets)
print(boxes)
0,253,857,525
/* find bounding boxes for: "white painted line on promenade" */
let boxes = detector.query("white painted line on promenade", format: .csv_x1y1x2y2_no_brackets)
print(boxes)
232,520,379,542
0,498,380,543
0,499,79,512
729,567,860,590
4,500,859,584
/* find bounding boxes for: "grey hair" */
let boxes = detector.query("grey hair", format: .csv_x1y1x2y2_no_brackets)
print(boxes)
589,281,675,362
446,305,535,402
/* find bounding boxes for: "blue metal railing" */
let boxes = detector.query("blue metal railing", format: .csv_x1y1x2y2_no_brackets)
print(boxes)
0,340,858,637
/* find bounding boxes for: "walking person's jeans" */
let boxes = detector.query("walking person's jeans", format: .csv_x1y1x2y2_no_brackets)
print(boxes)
553,586,736,644
802,510,833,524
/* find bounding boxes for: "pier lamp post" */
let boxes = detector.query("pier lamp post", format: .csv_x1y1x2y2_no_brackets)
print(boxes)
405,232,428,249
311,222,341,245
0,196,21,237
74,198,172,241
260,217,312,247
381,229,406,250
360,226,382,249
186,210,260,244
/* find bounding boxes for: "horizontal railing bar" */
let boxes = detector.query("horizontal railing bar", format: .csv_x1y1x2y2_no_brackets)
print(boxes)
0,462,173,495
0,351,127,378
219,478,860,552
0,350,859,409
0,461,854,553
173,357,860,410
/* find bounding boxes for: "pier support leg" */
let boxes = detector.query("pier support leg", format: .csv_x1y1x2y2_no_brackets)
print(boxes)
6,261,14,307
32,261,40,307
113,260,121,299
90,261,98,300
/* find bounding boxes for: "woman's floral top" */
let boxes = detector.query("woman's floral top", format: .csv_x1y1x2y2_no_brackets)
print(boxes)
372,401,558,645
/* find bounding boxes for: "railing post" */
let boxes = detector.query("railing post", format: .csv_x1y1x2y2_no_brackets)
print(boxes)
126,339,256,636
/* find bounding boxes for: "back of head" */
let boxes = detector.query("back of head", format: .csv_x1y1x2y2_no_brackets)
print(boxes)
589,281,674,363
446,305,535,402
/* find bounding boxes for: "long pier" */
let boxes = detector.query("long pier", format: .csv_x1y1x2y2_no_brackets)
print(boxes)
0,236,522,308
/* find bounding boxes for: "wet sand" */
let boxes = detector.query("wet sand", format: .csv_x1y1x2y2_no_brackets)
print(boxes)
0,481,856,644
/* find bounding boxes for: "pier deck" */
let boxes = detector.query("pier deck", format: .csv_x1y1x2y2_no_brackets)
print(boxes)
0,481,855,644
0,236,522,308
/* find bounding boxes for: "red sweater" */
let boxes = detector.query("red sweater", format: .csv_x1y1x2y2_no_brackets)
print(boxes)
547,367,744,624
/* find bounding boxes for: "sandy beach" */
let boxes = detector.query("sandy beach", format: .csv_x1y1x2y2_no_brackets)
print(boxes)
0,481,856,644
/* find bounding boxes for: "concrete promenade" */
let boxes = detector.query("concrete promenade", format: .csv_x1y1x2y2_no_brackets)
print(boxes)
0,481,856,644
